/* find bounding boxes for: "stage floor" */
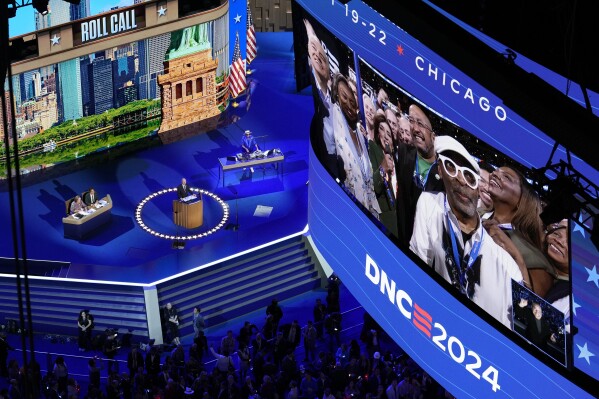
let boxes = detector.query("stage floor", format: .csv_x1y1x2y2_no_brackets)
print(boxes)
0,32,315,284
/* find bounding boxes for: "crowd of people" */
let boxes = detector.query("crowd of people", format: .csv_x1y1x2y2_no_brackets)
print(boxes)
304,14,572,355
1,277,458,399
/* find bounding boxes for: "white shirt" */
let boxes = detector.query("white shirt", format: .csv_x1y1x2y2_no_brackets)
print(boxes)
410,191,523,328
332,104,378,213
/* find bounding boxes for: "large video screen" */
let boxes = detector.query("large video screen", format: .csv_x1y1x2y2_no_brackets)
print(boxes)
295,0,599,397
1,1,247,181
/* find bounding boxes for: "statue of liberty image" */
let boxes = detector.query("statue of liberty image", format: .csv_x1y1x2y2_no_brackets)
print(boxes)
165,22,211,61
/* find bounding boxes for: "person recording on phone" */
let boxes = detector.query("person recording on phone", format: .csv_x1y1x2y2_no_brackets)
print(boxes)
177,178,192,200
409,135,523,328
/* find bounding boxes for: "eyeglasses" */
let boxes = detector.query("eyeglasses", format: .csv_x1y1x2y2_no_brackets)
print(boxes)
407,115,433,133
437,154,480,190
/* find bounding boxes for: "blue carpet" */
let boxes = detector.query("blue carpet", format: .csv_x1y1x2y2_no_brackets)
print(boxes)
0,33,314,284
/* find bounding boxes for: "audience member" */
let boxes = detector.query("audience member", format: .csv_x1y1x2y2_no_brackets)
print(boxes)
266,298,283,330
370,113,398,236
313,299,327,339
283,320,301,350
333,73,377,213
0,333,14,378
53,356,69,396
395,104,444,247
363,94,376,141
145,346,162,380
376,88,389,111
397,114,413,147
476,160,495,218
192,331,209,362
299,370,318,399
543,219,570,314
2,274,455,399
126,347,144,379
303,320,318,362
304,19,337,177
483,165,552,296
220,330,236,356
325,312,342,353
102,329,120,376
410,136,523,327
252,332,269,360
163,303,181,346
238,321,256,349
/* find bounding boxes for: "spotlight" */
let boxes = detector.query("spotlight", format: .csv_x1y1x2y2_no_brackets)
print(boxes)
32,0,49,14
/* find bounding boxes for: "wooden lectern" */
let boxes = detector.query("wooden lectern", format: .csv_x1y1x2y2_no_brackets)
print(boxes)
173,197,203,229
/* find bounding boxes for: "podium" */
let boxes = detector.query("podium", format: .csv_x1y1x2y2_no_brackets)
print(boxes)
173,197,203,229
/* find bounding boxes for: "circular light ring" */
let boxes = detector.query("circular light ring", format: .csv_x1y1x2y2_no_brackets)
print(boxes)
134,188,229,241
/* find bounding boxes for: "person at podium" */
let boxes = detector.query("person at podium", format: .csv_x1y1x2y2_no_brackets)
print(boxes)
177,178,193,199
83,187,99,207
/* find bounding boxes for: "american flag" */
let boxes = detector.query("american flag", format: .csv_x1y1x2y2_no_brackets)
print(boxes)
246,1,257,64
230,31,247,98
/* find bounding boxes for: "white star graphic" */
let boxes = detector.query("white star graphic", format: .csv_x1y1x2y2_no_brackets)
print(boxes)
157,6,167,17
586,265,599,288
573,294,581,316
234,14,242,23
573,213,586,237
577,342,595,365
50,34,60,46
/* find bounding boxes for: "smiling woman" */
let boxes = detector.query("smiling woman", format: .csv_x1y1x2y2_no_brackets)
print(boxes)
485,165,555,297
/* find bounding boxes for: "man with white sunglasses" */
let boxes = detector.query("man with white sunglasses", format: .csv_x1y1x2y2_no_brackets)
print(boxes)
409,135,523,328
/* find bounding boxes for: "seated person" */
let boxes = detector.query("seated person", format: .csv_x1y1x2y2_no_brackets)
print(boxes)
70,195,84,214
177,178,193,200
83,187,99,207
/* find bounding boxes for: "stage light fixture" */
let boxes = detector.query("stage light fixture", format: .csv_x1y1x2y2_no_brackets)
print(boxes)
32,0,49,15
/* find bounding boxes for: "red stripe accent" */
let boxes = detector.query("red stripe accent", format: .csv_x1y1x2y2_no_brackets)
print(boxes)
413,302,432,322
413,318,432,338
413,309,432,331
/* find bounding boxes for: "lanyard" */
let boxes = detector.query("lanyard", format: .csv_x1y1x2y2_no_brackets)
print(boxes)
379,166,395,207
445,199,483,293
414,155,435,188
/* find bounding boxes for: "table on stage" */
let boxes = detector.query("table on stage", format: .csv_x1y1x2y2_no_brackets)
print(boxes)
173,194,203,229
63,195,112,239
218,151,284,186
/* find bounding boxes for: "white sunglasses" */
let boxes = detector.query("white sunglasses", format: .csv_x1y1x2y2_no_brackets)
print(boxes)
437,154,480,190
